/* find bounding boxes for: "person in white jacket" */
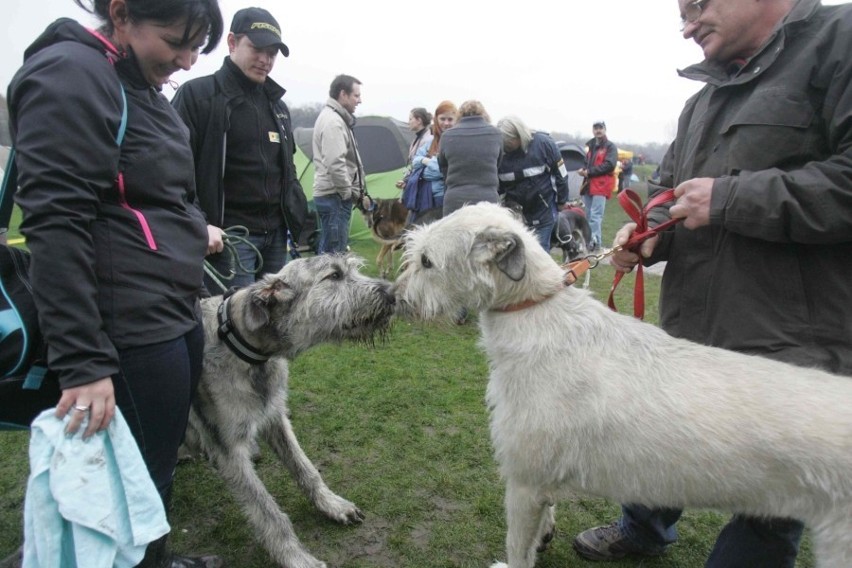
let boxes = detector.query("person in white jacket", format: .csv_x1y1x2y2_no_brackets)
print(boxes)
311,74,365,254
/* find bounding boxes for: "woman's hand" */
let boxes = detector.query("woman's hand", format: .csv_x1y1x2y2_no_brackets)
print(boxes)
56,377,116,439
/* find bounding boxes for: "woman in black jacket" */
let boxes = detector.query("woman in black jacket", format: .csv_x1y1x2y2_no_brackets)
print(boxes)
8,0,224,565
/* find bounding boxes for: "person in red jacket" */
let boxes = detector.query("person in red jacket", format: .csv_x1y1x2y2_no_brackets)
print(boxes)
578,121,617,251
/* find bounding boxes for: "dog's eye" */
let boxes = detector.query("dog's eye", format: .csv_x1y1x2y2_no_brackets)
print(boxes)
326,270,343,281
421,254,432,269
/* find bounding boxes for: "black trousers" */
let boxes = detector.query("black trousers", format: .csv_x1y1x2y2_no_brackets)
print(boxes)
112,323,204,503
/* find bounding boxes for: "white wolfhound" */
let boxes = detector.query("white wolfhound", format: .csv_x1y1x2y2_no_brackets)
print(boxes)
392,202,852,568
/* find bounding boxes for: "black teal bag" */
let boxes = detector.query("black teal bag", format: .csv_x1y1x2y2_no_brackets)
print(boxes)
0,150,59,429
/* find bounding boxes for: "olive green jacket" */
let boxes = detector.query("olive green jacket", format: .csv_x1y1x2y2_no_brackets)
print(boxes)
647,0,852,374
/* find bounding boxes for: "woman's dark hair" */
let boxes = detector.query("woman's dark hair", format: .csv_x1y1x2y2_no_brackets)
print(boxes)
74,0,224,54
410,107,432,128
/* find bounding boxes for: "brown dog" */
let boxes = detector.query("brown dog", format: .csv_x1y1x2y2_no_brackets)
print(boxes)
359,197,409,278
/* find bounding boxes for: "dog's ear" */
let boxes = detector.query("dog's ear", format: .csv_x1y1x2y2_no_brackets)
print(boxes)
244,279,292,332
471,229,526,282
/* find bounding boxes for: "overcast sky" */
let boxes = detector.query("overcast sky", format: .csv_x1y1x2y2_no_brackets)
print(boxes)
3,0,849,145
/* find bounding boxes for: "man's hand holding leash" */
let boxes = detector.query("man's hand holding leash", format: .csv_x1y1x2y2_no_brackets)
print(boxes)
670,177,713,229
207,224,225,255
611,225,657,273
610,177,714,273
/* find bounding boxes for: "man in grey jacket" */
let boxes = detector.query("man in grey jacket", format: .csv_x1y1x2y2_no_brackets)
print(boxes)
573,0,852,566
311,74,365,254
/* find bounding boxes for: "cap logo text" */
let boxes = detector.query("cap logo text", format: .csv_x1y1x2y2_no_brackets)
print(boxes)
250,22,281,38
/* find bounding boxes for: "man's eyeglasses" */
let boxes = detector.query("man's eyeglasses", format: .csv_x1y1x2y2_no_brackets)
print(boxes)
680,0,709,31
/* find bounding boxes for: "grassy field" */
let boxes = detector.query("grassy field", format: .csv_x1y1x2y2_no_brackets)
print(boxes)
0,188,814,567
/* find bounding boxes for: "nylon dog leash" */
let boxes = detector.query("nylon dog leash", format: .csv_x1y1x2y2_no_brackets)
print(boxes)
203,226,265,293
606,188,680,319
498,189,680,315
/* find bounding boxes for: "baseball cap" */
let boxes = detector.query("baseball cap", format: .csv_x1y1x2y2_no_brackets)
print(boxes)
592,121,606,129
230,7,290,56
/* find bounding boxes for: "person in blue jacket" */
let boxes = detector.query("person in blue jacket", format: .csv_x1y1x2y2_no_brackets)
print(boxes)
497,115,570,250
407,100,457,222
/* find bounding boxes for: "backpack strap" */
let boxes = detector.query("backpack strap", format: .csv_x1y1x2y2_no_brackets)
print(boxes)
86,28,128,146
116,86,128,146
0,149,17,230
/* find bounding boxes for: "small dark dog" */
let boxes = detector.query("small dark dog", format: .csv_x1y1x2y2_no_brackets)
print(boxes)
501,200,591,264
551,206,592,263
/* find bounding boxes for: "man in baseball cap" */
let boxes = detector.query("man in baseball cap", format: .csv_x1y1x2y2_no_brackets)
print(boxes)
229,7,290,56
172,7,308,293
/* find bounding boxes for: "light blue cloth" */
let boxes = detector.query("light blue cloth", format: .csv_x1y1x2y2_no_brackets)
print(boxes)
23,408,169,568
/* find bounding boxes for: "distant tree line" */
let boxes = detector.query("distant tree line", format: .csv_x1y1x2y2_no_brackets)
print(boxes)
282,102,670,163
287,101,323,129
0,96,668,164
549,130,668,165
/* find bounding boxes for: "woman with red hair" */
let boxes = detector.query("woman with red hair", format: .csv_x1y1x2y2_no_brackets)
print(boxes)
405,100,457,221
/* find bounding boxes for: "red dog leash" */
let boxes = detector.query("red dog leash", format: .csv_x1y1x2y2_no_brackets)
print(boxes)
606,188,681,319
506,189,679,315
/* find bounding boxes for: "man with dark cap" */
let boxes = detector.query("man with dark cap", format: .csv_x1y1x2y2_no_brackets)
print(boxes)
173,7,307,293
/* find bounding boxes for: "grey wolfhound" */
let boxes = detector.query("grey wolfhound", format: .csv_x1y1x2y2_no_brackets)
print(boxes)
393,202,852,568
185,254,394,568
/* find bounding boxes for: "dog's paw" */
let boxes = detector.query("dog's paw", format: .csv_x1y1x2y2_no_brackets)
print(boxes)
536,526,555,552
317,492,365,524
341,505,366,525
490,562,508,568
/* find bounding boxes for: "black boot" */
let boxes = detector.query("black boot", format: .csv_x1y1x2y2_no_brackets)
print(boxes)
137,535,224,568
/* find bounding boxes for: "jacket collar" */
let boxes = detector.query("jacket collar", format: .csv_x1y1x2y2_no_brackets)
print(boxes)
678,0,819,87
325,97,355,127
24,18,152,90
215,56,286,101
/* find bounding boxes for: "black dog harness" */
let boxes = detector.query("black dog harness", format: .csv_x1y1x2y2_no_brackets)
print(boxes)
216,291,271,365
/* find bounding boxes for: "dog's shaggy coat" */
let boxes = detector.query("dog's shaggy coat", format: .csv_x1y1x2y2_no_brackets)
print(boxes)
186,255,394,568
393,203,852,568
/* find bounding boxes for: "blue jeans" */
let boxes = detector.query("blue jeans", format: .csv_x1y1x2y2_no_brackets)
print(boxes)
620,504,804,567
112,324,204,503
530,219,555,252
204,227,288,294
581,194,607,249
314,194,353,254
